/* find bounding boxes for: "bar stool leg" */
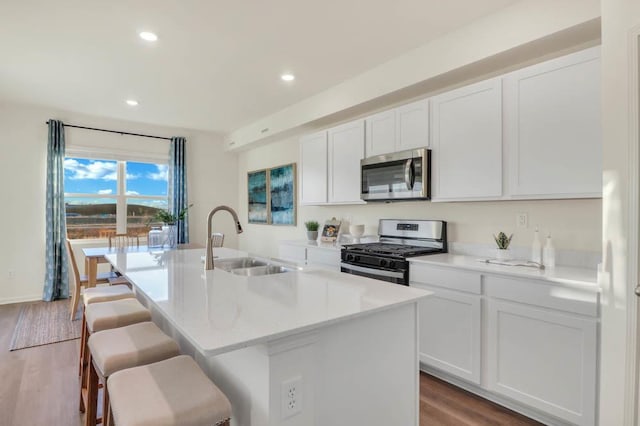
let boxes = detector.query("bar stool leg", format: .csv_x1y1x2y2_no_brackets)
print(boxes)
85,354,99,426
79,312,87,377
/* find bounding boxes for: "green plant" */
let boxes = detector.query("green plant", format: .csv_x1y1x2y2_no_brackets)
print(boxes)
493,232,513,249
153,204,193,225
304,220,319,231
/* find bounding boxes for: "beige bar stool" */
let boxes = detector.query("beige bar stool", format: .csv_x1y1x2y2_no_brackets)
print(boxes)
85,321,181,426
79,285,137,379
79,298,151,416
107,355,232,426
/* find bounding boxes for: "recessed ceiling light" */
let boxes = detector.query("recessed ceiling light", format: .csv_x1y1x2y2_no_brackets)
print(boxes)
139,31,158,42
126,99,139,106
281,73,295,82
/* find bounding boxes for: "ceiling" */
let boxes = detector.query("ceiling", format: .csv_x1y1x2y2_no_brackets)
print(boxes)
0,0,519,134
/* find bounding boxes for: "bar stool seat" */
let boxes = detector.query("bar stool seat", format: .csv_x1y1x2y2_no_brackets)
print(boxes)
83,284,133,306
85,322,180,426
85,298,151,334
108,355,232,426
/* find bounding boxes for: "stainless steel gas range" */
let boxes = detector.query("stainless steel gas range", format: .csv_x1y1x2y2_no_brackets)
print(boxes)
340,219,447,285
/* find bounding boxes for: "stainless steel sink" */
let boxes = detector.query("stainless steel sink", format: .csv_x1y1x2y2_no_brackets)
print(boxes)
230,265,293,276
214,257,267,271
214,257,294,276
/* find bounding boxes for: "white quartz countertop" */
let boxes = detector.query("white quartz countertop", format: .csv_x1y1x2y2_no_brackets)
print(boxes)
106,247,429,357
409,253,598,289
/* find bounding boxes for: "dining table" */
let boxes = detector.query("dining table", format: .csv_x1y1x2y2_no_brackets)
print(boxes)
81,243,203,289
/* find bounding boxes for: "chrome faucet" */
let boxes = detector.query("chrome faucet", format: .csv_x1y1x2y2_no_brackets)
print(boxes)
205,205,243,270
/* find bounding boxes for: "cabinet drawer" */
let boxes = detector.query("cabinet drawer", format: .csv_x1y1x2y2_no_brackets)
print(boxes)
410,263,481,294
307,247,340,268
485,275,598,317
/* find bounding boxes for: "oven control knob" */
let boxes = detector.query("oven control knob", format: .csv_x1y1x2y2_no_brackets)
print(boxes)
355,256,361,262
389,261,396,269
379,259,387,267
347,254,355,262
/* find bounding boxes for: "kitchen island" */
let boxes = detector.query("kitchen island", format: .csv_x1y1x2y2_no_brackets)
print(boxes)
106,247,429,426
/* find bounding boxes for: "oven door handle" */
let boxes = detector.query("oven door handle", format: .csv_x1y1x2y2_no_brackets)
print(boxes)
404,159,415,190
341,263,405,279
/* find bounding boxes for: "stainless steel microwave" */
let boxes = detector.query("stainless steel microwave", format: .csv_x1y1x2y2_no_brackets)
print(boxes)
360,148,431,201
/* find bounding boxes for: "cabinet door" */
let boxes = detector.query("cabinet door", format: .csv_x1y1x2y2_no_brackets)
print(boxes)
307,247,341,271
396,98,429,151
413,283,481,385
328,120,365,204
365,110,396,157
487,299,597,426
504,47,601,198
299,131,328,205
431,78,502,200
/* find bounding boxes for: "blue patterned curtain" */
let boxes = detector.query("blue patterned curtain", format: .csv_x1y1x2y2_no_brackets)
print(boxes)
169,137,189,244
43,120,69,301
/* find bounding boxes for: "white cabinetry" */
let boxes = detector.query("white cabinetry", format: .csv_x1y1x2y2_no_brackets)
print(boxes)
503,47,601,198
365,99,429,157
278,242,341,271
431,78,502,201
327,120,365,204
485,274,597,426
411,264,482,385
299,131,328,205
278,243,307,264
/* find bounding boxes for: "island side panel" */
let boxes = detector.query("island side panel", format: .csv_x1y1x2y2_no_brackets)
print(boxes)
316,302,419,426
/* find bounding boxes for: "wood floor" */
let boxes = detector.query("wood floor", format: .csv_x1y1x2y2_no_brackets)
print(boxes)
0,302,542,426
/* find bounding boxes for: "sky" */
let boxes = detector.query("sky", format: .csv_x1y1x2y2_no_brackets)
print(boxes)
64,158,168,207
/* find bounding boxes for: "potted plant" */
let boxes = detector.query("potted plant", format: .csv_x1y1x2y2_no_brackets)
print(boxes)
493,231,513,260
152,204,193,247
305,220,319,241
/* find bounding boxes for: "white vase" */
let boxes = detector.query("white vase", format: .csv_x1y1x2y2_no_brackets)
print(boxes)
495,248,510,260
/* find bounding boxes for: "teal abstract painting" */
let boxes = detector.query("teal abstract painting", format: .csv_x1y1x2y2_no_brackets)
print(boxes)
247,169,268,224
269,164,296,226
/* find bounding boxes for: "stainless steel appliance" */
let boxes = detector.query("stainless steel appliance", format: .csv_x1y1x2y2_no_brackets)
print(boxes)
341,219,447,285
360,148,431,201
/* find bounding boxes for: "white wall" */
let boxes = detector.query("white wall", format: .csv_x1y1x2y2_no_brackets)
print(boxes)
0,101,239,304
598,0,640,424
237,137,602,259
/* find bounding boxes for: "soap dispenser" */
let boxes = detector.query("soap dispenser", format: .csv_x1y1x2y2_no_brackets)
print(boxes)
543,234,556,268
531,227,542,264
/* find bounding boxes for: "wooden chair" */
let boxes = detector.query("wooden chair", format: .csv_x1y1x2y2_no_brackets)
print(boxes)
211,232,225,248
108,234,140,249
66,239,113,321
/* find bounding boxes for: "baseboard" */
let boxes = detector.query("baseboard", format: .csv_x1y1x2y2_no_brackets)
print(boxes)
420,364,574,426
0,294,43,305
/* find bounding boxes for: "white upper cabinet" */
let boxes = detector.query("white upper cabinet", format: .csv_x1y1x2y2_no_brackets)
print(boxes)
503,47,602,198
299,131,328,205
365,110,396,157
328,120,365,204
365,99,429,157
396,98,430,151
431,78,503,201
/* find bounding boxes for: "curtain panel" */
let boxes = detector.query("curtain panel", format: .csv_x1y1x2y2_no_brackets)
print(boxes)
43,120,69,301
169,137,189,244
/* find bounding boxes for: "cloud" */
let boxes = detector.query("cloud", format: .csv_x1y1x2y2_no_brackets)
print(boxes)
64,158,117,181
125,190,140,195
147,164,168,181
97,189,113,195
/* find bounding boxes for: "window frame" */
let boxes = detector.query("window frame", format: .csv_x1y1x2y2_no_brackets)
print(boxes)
64,157,169,238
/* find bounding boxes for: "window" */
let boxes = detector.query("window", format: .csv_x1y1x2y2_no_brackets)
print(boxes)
64,157,168,239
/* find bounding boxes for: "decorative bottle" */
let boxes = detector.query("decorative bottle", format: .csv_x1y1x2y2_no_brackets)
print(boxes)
531,227,542,264
543,234,556,268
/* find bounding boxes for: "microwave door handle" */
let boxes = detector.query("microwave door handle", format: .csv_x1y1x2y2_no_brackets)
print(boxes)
404,159,415,190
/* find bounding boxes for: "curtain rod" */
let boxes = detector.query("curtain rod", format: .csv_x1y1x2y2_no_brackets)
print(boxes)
45,121,172,141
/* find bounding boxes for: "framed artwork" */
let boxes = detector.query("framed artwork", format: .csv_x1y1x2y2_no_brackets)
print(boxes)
247,169,269,224
269,163,296,226
321,219,341,242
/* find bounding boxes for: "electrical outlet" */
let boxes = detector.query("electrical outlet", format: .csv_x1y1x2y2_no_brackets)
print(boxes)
281,376,302,419
516,213,528,228
7,270,15,280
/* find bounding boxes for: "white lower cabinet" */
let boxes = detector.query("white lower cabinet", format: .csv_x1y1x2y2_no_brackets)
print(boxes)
411,262,598,426
412,283,481,385
278,243,307,263
487,299,597,426
278,242,341,271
